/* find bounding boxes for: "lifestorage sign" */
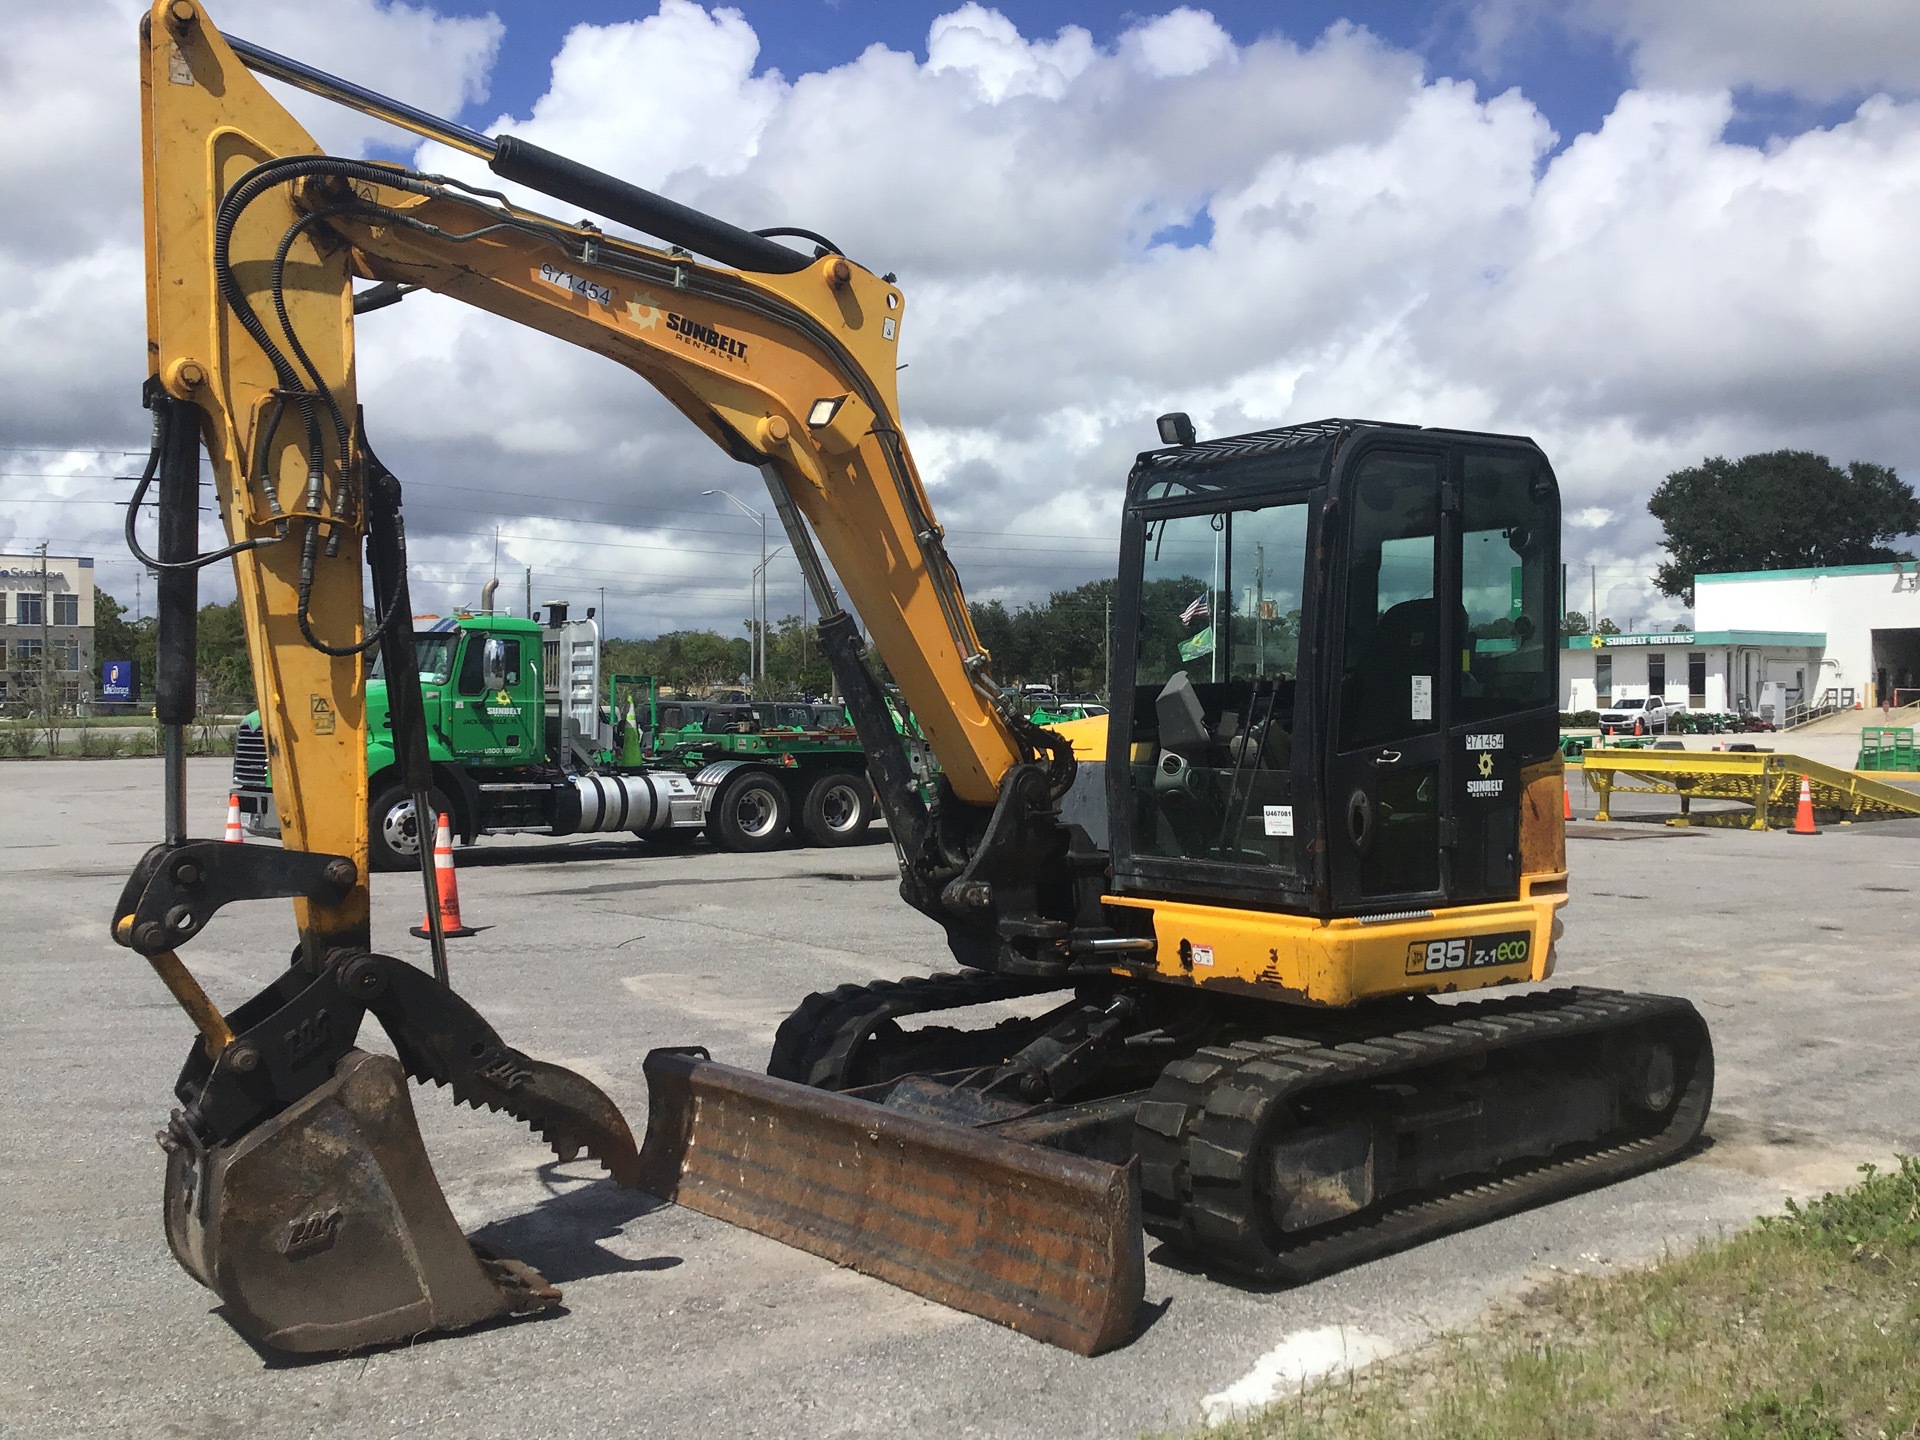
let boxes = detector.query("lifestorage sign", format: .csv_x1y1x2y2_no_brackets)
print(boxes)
100,660,136,702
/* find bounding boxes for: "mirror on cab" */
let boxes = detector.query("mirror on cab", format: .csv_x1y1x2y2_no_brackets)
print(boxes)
482,636,510,691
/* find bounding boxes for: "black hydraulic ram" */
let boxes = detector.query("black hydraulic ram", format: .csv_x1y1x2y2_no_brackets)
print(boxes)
153,388,202,842
223,34,814,275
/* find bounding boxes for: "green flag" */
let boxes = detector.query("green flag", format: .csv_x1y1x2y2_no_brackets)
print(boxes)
1178,626,1214,662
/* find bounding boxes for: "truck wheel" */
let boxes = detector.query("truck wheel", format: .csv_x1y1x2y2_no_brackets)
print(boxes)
802,772,873,847
707,772,790,853
369,782,453,873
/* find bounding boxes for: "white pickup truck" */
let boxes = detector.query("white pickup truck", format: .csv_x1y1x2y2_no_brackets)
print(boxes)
1598,695,1682,734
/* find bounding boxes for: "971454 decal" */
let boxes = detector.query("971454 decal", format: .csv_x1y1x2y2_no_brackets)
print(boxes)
1404,930,1531,975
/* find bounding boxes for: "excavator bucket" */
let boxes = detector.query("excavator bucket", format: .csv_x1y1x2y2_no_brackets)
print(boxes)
635,1049,1144,1356
162,1050,558,1353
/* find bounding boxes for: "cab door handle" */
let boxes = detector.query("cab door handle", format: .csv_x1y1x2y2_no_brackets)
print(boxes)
1371,750,1403,766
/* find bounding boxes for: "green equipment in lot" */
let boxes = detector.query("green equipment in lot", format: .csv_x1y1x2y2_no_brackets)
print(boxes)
1856,726,1919,772
613,678,878,850
232,607,875,868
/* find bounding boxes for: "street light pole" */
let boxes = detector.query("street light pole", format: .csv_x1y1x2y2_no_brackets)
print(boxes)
703,488,768,686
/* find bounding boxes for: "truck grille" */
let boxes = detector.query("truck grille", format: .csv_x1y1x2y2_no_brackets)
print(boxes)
231,723,270,790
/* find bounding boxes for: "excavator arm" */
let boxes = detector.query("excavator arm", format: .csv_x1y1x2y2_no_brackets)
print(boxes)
120,0,1139,1358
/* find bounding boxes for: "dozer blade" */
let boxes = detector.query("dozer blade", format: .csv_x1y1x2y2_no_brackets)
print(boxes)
163,1049,559,1354
635,1048,1144,1356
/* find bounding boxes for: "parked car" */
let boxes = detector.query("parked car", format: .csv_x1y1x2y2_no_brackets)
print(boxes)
1598,696,1681,735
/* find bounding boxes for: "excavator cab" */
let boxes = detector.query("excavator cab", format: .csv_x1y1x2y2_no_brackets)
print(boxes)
1110,420,1560,917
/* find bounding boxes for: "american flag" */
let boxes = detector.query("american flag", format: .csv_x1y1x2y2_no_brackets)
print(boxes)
1180,593,1209,627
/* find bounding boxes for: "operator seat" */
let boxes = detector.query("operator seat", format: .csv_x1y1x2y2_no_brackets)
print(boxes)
1343,598,1462,745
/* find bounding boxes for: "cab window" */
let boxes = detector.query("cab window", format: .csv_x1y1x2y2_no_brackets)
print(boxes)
1455,452,1555,721
457,636,520,695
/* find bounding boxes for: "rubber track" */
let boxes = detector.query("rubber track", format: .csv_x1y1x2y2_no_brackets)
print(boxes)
1133,986,1713,1282
768,971,1073,1089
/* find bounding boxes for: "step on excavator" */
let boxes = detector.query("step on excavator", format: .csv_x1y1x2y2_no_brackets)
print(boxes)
119,0,1712,1359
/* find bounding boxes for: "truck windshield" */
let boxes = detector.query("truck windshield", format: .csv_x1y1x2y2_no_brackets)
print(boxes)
370,633,457,684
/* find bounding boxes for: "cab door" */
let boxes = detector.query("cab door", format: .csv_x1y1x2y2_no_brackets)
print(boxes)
448,633,540,761
1326,449,1452,911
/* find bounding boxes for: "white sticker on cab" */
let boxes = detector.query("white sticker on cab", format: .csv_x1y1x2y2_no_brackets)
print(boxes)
1263,804,1294,837
1411,674,1433,722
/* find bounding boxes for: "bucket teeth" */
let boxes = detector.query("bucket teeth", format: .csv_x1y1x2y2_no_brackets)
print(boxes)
363,955,642,1187
422,1048,640,1187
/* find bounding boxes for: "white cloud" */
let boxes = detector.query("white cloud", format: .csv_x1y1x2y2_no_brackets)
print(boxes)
1571,0,1920,102
927,4,1095,102
8,1,1920,637
0,0,502,605
1120,8,1234,80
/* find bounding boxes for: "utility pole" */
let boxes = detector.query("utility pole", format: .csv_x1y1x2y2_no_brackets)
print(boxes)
1254,542,1266,676
37,542,51,737
524,567,532,620
1589,563,1596,631
599,585,607,639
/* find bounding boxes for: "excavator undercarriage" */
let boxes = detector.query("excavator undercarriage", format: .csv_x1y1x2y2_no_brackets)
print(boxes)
118,1,1714,1363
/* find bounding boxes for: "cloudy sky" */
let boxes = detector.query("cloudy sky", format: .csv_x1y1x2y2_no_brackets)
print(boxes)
6,1,1920,640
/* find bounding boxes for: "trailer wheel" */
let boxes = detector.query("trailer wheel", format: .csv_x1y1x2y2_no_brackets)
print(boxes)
369,781,453,873
801,772,873,847
707,772,790,852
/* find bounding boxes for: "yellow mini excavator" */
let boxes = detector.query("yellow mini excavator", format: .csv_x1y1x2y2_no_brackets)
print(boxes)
119,1,1712,1359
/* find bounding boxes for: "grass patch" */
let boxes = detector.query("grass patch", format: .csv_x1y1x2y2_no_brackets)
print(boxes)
1202,1157,1920,1440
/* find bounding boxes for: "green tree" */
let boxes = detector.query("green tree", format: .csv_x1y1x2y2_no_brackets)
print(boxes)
1649,450,1920,605
763,614,834,697
1595,617,1621,635
1562,610,1590,635
196,599,255,708
87,585,246,709
93,584,158,699
966,578,1116,698
603,630,751,694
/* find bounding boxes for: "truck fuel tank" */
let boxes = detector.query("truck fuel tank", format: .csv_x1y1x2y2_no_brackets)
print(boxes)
567,771,701,834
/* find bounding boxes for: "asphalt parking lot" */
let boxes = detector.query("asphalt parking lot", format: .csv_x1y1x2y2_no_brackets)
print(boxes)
5,757,1919,1439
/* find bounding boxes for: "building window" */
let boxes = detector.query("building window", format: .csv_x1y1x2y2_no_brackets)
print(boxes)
14,592,41,626
1647,652,1665,698
52,592,77,626
1689,652,1706,709
0,593,7,624
54,637,79,672
13,638,42,667
1595,653,1612,706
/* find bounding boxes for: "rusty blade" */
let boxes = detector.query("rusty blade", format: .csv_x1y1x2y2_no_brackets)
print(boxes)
635,1048,1144,1356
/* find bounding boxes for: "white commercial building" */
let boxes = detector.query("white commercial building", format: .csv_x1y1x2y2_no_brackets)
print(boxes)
1695,562,1920,709
1560,628,1826,717
0,553,95,706
1559,558,1920,718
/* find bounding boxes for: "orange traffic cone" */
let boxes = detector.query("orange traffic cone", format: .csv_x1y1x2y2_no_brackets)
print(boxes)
1790,776,1818,836
1563,783,1574,820
411,811,478,937
224,793,245,844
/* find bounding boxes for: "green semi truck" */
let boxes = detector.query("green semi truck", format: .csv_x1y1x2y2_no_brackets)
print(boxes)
231,605,874,869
